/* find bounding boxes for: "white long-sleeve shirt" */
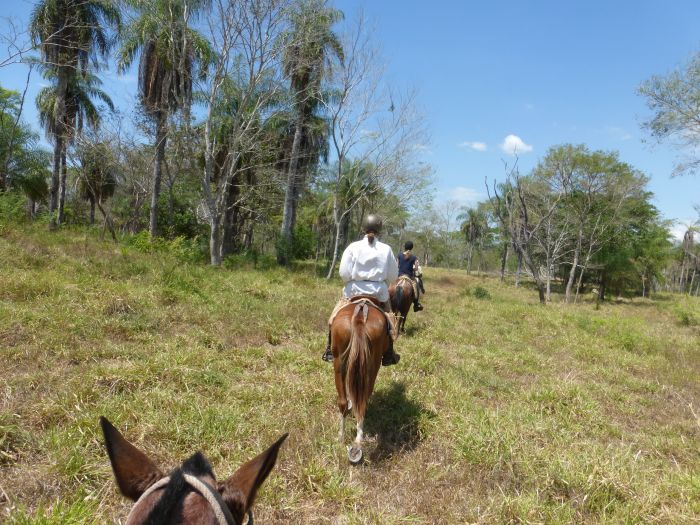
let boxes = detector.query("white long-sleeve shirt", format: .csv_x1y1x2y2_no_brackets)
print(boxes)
339,235,398,302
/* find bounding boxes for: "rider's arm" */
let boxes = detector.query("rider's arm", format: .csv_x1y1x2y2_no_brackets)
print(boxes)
386,248,399,283
414,258,422,277
338,245,354,282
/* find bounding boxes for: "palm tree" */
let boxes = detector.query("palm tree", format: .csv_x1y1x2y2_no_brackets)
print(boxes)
36,69,114,224
278,0,343,264
459,207,488,274
29,0,120,224
117,0,212,237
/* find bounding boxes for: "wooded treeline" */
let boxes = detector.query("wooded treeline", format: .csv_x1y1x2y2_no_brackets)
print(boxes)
0,0,430,269
392,144,698,303
0,0,698,302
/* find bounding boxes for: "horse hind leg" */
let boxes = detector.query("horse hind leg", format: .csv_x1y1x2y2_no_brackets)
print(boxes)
334,351,349,442
348,417,364,464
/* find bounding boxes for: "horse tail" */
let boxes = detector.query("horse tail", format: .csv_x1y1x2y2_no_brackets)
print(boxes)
392,283,403,313
344,303,372,420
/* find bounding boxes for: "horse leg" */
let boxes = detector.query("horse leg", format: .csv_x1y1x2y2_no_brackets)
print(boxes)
348,417,364,464
354,418,364,447
333,363,348,443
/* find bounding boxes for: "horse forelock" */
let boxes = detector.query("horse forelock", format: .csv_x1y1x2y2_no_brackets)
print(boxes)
182,452,214,478
138,453,216,525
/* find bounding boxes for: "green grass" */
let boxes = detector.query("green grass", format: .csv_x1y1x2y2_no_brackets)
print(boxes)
1,223,699,524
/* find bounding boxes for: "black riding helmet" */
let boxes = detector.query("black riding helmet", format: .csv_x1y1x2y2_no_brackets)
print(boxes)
362,214,383,234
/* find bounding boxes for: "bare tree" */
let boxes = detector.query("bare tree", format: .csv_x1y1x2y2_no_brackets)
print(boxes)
487,161,562,305
320,14,430,278
0,16,35,69
201,0,290,265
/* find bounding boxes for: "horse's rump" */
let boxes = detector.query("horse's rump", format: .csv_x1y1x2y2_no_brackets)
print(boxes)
331,299,388,419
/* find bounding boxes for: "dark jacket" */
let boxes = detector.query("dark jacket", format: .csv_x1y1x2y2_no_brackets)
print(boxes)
398,252,417,279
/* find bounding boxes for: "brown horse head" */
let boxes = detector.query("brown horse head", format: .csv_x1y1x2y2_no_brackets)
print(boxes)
101,417,287,524
330,298,389,462
389,277,414,333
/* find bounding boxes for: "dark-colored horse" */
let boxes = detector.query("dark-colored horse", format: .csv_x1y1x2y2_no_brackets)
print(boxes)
330,297,390,463
389,276,415,333
101,417,287,524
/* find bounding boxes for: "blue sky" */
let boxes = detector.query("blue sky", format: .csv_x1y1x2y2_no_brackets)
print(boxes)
3,0,699,237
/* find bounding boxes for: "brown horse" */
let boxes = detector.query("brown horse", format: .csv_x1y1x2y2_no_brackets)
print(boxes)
101,417,287,524
331,297,390,463
389,276,415,333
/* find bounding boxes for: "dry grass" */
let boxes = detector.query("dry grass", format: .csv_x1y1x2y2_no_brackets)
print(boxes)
1,223,699,524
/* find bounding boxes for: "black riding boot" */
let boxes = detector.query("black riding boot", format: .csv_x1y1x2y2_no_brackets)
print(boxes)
413,299,423,312
381,339,400,366
322,331,333,362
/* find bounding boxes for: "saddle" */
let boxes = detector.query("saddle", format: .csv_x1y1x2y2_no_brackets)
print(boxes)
329,295,398,341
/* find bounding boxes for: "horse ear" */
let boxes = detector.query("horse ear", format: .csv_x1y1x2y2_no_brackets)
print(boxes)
218,433,288,518
100,416,163,501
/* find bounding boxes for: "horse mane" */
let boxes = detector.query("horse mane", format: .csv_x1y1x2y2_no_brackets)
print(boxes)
142,452,213,525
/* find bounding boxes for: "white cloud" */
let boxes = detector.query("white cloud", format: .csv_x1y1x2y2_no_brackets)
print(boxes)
500,134,533,155
458,141,487,151
670,220,699,242
413,143,432,154
604,126,633,141
440,186,482,207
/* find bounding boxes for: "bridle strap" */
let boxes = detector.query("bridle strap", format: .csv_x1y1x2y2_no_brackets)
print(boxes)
183,474,237,525
126,475,253,525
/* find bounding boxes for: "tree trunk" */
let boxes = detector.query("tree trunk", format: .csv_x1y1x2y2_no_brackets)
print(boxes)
222,174,242,258
166,166,175,234
598,270,606,302
326,221,344,280
500,242,509,281
519,248,546,304
466,243,473,274
49,133,62,225
49,70,68,227
279,117,304,265
565,260,579,302
89,197,96,225
243,216,254,251
477,238,484,273
150,111,168,238
515,250,523,287
565,227,584,303
688,269,697,296
95,198,117,242
57,148,68,225
209,217,223,266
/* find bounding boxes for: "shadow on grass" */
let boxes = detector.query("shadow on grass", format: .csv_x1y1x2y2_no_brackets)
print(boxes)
364,381,435,462
402,323,419,337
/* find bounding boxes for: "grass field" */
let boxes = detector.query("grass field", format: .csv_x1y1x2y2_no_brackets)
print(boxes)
1,223,699,524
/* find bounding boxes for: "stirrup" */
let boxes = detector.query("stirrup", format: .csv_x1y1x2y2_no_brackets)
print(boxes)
322,347,334,362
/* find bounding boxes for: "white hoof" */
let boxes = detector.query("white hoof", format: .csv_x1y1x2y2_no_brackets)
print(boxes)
347,445,363,464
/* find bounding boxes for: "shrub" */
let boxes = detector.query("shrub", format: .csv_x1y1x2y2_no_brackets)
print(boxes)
677,309,697,327
125,231,206,263
473,286,491,299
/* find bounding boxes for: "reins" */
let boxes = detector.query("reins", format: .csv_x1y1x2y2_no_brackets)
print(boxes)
127,474,253,525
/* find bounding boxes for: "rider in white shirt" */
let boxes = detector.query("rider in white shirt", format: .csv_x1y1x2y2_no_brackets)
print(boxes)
322,215,401,366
